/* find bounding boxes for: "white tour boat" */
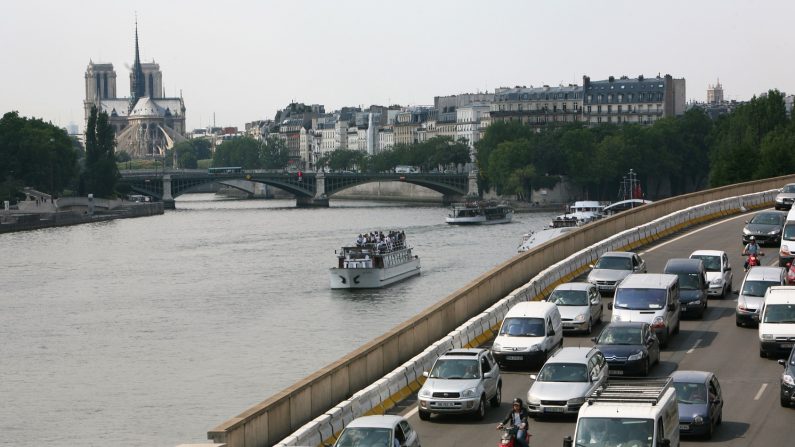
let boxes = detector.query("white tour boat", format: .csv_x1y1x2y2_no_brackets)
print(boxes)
550,200,606,227
517,219,577,253
445,200,514,225
329,232,421,289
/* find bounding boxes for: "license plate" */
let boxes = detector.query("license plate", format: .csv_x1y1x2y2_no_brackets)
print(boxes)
679,424,689,431
435,401,456,407
544,407,564,413
781,343,794,349
609,369,624,375
506,356,523,361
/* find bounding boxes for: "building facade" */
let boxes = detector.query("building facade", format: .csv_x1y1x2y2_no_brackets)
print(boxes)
489,84,583,129
583,74,686,125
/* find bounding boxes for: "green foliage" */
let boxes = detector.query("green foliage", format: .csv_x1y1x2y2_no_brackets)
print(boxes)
260,136,290,169
212,136,260,169
82,106,120,197
116,151,132,162
0,111,79,199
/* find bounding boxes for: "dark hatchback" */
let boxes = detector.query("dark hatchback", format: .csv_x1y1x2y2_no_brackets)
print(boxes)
591,322,660,377
779,347,795,407
671,370,724,439
742,211,787,246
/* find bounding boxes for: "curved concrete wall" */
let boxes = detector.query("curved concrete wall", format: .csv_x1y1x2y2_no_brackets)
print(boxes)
208,175,795,447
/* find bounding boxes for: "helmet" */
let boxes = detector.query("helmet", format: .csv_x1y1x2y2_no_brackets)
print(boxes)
750,236,756,241
512,398,523,406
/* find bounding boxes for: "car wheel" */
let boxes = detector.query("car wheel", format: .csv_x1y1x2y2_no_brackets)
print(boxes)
781,397,790,408
760,349,767,358
474,397,486,420
705,419,714,440
736,318,742,327
490,385,501,408
418,409,431,421
717,411,722,425
642,358,650,377
586,318,593,335
674,320,680,335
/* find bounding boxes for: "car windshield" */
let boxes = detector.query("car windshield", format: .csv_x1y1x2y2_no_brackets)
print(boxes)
614,288,666,310
335,427,392,447
537,362,588,382
549,289,588,306
762,304,795,324
741,280,780,298
783,185,795,193
428,358,480,379
499,317,545,337
784,224,795,242
674,272,700,290
594,256,633,270
751,213,783,225
597,326,642,345
673,382,708,405
575,417,653,447
690,255,721,272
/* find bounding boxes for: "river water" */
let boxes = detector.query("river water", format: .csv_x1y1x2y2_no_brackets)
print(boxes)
0,194,556,446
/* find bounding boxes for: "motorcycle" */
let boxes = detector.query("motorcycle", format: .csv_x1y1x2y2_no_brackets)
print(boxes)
497,424,530,447
787,262,795,285
743,251,764,271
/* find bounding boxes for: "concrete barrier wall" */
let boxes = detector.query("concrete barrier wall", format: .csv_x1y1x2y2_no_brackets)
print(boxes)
208,175,795,447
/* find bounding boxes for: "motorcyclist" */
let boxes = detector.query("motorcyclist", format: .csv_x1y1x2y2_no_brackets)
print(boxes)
743,236,761,270
497,398,530,447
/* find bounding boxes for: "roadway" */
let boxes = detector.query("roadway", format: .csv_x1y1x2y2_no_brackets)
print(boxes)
388,209,793,447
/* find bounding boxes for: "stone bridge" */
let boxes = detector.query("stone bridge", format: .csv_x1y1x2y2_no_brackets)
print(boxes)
118,170,478,209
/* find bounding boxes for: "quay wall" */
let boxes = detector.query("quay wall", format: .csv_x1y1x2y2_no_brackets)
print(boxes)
0,202,163,233
207,175,794,447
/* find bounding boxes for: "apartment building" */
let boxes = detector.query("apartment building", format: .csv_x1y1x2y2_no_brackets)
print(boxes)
582,74,686,125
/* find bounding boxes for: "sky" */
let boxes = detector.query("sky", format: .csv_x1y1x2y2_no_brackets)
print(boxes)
2,0,794,133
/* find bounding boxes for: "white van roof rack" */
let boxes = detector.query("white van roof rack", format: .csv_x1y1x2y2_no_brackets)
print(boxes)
587,377,673,406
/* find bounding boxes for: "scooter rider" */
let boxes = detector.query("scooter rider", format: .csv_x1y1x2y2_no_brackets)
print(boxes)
743,236,761,270
497,398,530,447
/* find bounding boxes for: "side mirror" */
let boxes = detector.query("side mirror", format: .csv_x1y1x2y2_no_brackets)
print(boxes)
484,371,494,379
726,265,731,271
563,436,573,447
779,359,787,367
548,328,555,336
530,374,538,381
422,371,429,378
608,302,613,310
590,336,598,343
752,314,760,323
668,303,676,311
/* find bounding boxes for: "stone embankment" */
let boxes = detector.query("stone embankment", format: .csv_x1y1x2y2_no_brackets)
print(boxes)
0,201,163,233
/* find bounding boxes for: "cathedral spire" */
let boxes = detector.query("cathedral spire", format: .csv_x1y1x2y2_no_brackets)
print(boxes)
130,18,146,112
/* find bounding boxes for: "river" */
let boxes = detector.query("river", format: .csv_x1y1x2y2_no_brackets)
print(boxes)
0,194,556,446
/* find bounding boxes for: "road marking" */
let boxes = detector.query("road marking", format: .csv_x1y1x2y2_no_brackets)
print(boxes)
687,339,702,354
405,405,418,418
754,383,768,400
639,213,751,255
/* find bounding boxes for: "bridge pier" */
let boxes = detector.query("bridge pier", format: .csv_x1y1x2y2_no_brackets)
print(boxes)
162,175,176,209
468,170,479,197
296,170,329,207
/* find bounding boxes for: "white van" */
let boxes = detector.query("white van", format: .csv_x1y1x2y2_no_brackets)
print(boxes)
778,208,795,267
394,165,419,174
756,286,795,358
564,378,679,447
609,274,681,348
491,301,563,369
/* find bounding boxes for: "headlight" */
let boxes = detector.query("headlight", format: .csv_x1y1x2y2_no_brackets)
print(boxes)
574,314,586,322
762,333,775,340
526,394,540,405
777,197,785,203
710,278,723,286
529,344,540,351
782,247,791,256
651,316,665,328
419,388,431,398
627,352,644,361
613,313,622,322
690,299,702,306
693,415,704,425
738,300,747,311
462,388,476,398
567,397,586,405
769,229,781,235
742,228,751,235
783,374,795,386
492,343,502,351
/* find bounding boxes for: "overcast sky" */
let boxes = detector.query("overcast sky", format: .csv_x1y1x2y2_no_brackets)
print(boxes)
2,0,793,133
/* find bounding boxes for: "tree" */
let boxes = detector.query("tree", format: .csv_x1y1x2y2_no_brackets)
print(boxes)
259,136,290,169
82,106,120,197
212,137,260,169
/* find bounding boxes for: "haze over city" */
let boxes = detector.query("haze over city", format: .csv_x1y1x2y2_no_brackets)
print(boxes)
2,0,793,132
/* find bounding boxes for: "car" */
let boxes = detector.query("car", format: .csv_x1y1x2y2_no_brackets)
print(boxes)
742,211,787,245
525,347,608,417
663,258,708,319
735,266,786,327
332,415,420,447
587,251,647,296
591,322,660,377
546,282,603,334
778,347,795,407
671,370,724,439
774,183,795,210
689,250,733,298
417,348,502,421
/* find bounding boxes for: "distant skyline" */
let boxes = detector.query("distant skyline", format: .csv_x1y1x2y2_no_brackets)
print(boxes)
2,0,794,133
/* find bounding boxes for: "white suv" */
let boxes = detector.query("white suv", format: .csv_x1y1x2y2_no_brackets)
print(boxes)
417,348,502,421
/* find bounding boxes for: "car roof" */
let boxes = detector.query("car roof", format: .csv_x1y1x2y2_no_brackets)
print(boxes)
764,286,795,303
346,415,403,429
440,348,485,358
601,322,647,329
744,266,784,281
547,347,597,363
690,250,724,257
671,370,712,383
552,282,593,291
600,251,635,258
506,301,558,317
619,273,677,288
753,211,786,217
664,258,703,272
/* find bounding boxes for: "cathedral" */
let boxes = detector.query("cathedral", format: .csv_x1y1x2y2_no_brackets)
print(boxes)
83,22,187,158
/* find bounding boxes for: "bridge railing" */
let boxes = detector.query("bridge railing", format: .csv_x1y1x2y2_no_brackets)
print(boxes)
207,175,795,447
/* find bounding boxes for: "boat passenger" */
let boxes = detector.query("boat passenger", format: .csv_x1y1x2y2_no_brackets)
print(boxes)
355,234,365,247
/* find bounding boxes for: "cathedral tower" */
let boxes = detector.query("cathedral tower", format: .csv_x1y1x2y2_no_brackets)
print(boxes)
129,20,146,112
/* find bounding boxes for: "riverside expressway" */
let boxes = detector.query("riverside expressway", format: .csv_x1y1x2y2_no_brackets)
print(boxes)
387,209,794,447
